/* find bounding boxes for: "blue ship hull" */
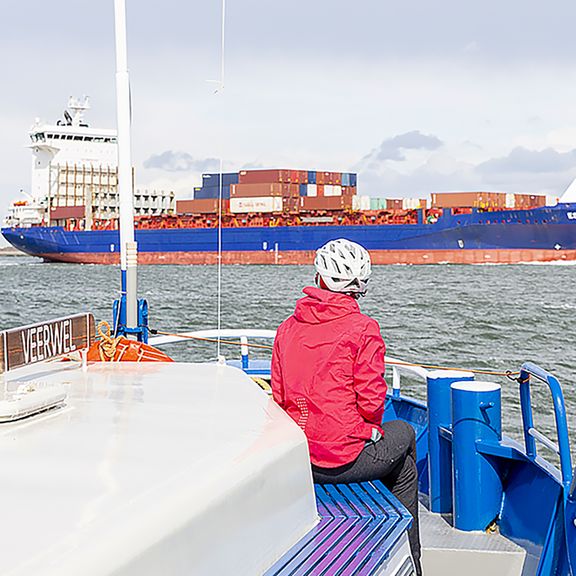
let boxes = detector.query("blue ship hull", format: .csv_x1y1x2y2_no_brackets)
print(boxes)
3,204,576,264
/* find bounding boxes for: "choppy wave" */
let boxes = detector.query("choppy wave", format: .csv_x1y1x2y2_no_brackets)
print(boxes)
0,261,574,451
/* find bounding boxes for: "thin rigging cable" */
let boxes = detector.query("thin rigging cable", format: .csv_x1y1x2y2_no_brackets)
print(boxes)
216,0,226,358
217,160,223,359
220,0,226,92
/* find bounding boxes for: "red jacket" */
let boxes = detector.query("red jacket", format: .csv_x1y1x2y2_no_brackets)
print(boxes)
271,286,387,468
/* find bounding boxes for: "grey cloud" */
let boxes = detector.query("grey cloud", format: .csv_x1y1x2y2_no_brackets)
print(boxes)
364,131,444,163
143,151,220,172
359,162,481,198
356,142,576,198
240,161,265,170
477,147,576,175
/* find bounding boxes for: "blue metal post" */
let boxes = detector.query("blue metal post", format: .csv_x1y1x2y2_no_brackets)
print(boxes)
426,370,474,513
451,381,502,531
240,336,249,371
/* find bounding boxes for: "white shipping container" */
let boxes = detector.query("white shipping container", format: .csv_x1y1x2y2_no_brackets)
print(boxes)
333,185,342,196
307,184,317,197
505,193,515,209
352,196,371,211
324,185,335,196
546,195,559,206
230,196,283,213
402,198,420,210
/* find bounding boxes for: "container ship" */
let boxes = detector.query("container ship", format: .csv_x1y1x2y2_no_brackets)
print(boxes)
3,98,576,265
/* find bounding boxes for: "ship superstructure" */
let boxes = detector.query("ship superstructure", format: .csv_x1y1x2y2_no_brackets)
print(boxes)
5,97,174,230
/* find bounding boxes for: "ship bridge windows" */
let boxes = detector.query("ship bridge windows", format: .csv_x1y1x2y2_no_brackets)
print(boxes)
30,133,46,143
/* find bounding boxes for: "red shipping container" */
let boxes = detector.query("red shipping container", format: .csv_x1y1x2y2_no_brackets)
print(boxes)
299,170,308,184
299,196,352,211
231,183,283,197
238,169,291,184
316,184,325,197
283,197,300,212
514,194,545,209
290,170,299,183
281,183,300,197
316,172,325,185
51,205,85,219
333,172,342,185
432,192,507,209
342,186,357,197
176,199,228,214
386,199,404,210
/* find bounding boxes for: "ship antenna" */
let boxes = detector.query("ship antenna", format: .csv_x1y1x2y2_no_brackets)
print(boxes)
216,0,226,358
114,0,138,337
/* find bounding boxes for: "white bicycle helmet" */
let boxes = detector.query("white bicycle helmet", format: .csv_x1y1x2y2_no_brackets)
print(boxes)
314,238,372,295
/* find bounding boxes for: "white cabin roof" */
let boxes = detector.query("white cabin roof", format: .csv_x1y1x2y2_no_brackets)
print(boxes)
29,122,117,141
0,361,317,576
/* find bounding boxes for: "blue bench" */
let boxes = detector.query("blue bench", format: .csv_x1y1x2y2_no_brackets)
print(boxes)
266,480,414,575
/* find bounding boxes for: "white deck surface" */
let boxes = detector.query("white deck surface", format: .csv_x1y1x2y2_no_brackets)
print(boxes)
0,361,317,576
420,500,526,576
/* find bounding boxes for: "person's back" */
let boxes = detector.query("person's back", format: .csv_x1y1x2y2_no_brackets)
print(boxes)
273,286,386,467
271,238,422,576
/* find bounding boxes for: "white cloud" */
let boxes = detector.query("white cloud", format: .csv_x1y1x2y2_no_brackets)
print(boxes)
143,151,220,172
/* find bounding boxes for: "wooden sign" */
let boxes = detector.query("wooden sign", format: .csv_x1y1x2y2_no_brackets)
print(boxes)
0,314,95,373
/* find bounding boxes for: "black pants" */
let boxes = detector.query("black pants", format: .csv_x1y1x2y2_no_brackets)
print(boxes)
312,420,422,575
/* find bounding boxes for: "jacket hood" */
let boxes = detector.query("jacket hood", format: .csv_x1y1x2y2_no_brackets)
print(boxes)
293,286,360,324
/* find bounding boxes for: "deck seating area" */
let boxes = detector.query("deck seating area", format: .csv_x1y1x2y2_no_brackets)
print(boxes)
266,480,415,576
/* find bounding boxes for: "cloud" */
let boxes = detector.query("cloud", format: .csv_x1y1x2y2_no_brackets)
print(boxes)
240,161,265,170
363,131,444,163
477,146,576,174
143,151,220,172
355,138,576,197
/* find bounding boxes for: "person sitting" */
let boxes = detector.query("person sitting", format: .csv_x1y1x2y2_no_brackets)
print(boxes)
271,238,422,575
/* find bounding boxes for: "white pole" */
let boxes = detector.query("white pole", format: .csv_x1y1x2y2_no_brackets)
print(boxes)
114,0,138,330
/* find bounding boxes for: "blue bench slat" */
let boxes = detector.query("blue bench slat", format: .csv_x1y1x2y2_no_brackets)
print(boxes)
293,518,373,576
271,514,349,575
266,480,413,576
332,484,404,576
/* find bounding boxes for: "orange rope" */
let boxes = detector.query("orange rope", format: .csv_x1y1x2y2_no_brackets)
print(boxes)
149,327,518,378
149,328,273,350
387,360,519,378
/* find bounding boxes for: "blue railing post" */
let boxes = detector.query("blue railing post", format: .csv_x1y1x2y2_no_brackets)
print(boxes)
518,362,573,491
517,362,575,574
426,370,474,514
518,367,537,458
241,336,249,371
113,296,149,342
451,380,502,531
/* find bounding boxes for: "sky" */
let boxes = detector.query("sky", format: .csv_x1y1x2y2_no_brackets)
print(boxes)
3,0,576,228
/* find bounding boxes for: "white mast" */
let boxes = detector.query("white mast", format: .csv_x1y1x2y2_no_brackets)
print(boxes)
114,0,138,331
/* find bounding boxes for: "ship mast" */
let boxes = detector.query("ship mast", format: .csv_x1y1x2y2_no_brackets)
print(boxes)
114,0,138,334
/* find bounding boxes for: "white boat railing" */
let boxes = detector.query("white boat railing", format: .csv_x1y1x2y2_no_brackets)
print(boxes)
149,329,432,396
386,356,430,397
148,329,277,347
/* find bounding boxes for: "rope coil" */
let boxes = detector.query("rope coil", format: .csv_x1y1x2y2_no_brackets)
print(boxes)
97,321,122,361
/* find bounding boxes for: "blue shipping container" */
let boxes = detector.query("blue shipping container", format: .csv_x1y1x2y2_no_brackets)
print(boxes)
342,173,350,186
195,186,231,200
307,171,317,184
202,172,239,187
350,173,357,187
299,184,307,197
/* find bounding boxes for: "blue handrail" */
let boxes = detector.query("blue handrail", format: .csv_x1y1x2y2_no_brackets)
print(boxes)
518,362,573,493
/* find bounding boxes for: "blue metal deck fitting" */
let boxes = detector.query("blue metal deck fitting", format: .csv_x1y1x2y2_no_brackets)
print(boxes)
266,480,413,576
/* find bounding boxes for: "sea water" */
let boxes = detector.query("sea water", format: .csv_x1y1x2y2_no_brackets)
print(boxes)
0,256,574,455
